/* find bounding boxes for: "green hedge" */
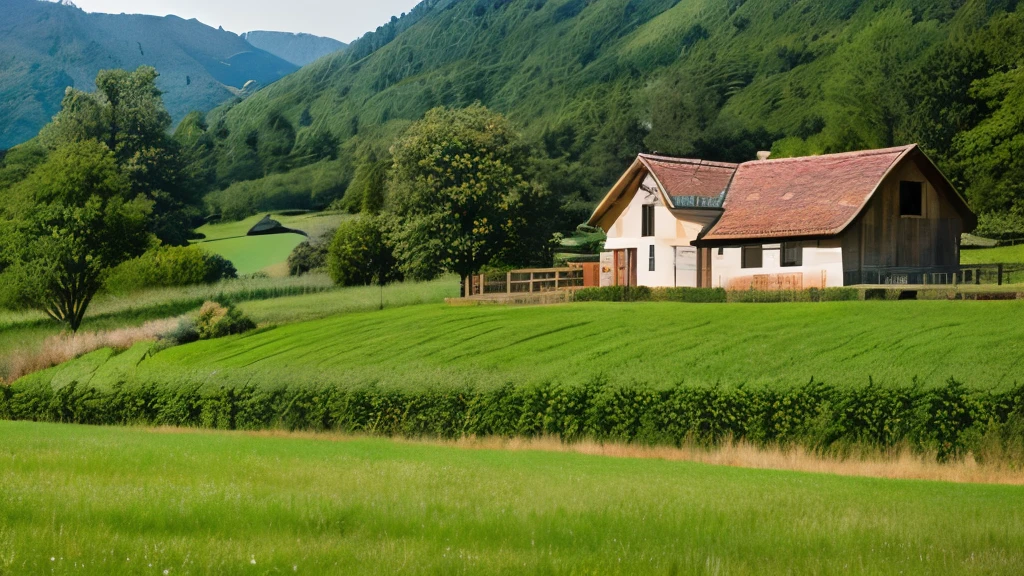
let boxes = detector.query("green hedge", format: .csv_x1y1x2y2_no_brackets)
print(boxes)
574,286,858,303
727,288,860,303
2,379,1021,462
574,286,726,302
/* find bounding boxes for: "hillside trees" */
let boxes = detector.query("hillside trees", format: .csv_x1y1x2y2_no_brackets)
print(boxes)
40,67,203,245
327,216,401,287
387,105,556,283
2,141,152,331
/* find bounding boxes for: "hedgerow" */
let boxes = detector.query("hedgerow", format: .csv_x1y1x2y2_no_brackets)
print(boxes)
573,286,859,303
2,378,1021,462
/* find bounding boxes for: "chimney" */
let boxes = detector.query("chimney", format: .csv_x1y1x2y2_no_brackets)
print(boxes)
756,151,771,161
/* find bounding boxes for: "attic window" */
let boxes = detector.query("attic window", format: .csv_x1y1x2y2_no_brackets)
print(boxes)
741,245,763,269
900,181,923,217
642,205,655,237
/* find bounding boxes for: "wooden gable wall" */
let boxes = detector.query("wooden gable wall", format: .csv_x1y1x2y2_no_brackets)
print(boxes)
841,155,965,277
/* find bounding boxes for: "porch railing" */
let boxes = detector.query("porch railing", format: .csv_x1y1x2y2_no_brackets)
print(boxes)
466,267,585,297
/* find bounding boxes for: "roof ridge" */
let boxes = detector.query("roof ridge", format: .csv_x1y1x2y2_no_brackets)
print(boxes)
639,154,740,169
738,144,917,167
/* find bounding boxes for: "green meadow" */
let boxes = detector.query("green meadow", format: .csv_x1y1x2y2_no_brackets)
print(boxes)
26,299,1024,391
192,212,350,276
0,421,1021,575
962,245,1024,265
0,277,458,379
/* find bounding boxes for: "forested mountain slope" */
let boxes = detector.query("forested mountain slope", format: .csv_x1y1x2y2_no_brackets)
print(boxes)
240,31,347,67
0,0,298,149
192,0,1023,227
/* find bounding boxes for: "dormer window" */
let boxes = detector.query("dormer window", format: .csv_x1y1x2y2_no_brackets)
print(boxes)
641,205,655,237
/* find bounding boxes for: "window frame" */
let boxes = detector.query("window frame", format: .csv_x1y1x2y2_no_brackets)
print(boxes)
781,242,803,267
741,245,763,269
641,204,655,237
899,181,924,218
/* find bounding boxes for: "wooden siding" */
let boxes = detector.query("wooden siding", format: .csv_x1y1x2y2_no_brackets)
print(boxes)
840,156,963,282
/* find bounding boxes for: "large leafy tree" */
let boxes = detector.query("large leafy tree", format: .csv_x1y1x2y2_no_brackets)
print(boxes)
40,66,201,245
3,141,152,331
387,104,554,284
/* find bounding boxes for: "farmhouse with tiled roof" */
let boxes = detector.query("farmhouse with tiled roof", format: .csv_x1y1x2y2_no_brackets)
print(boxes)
588,145,976,289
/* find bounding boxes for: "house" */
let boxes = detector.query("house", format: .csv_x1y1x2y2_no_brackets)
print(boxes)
588,145,977,290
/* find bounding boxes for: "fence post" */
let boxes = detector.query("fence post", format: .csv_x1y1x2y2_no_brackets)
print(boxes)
507,272,512,294
998,264,1004,286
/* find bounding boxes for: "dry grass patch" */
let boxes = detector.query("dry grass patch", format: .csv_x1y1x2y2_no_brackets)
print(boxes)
145,427,1024,486
0,317,179,382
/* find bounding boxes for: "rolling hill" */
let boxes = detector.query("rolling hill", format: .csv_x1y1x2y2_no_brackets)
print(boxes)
0,0,299,149
240,31,347,66
193,0,1024,224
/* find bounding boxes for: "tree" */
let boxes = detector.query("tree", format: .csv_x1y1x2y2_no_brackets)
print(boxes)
327,216,401,287
4,141,152,331
39,67,201,245
387,104,552,285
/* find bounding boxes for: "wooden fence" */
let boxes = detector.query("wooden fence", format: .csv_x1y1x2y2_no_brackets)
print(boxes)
465,267,587,297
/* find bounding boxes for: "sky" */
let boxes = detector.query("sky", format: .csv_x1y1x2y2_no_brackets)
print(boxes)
69,0,424,43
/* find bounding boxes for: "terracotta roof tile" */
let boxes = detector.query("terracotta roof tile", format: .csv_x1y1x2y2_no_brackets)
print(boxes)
639,154,738,199
701,145,915,241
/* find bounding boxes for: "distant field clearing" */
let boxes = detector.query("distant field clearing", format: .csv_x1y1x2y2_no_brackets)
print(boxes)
192,211,349,276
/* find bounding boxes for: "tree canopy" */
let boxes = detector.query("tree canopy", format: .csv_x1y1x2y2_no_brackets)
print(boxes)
387,104,554,282
3,140,152,331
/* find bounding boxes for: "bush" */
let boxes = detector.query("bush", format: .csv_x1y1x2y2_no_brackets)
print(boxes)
104,245,237,294
974,212,1024,241
573,286,653,302
287,233,331,276
195,301,256,339
159,317,200,347
327,216,402,286
727,288,860,303
2,378,1021,463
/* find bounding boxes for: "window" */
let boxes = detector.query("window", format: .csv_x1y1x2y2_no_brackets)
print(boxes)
741,245,763,269
900,181,923,217
717,247,724,256
781,242,803,267
649,245,656,272
641,205,655,237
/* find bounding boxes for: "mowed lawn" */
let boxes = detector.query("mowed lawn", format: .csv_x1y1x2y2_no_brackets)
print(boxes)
193,212,350,276
0,421,1021,575
962,244,1024,265
29,300,1024,390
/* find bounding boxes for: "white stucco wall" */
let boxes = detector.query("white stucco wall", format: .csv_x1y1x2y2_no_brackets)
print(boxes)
709,241,845,289
602,176,705,287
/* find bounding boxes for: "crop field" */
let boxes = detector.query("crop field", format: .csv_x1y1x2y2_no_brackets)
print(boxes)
962,244,1024,265
0,421,1021,575
29,299,1024,392
193,211,350,276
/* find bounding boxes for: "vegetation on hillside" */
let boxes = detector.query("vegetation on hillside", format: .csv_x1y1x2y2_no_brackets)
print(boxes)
180,0,1024,236
0,0,298,149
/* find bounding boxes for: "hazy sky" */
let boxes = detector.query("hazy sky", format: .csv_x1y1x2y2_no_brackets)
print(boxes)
70,0,423,43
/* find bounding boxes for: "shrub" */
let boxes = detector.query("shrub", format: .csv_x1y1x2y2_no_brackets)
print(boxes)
727,288,860,303
574,286,652,302
287,233,332,276
327,216,402,286
159,317,200,347
104,245,237,294
974,212,1024,241
195,301,256,339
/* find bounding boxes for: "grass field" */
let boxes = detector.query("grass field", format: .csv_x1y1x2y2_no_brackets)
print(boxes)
26,299,1024,391
0,421,1021,575
193,212,350,276
962,244,1024,265
0,277,459,380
